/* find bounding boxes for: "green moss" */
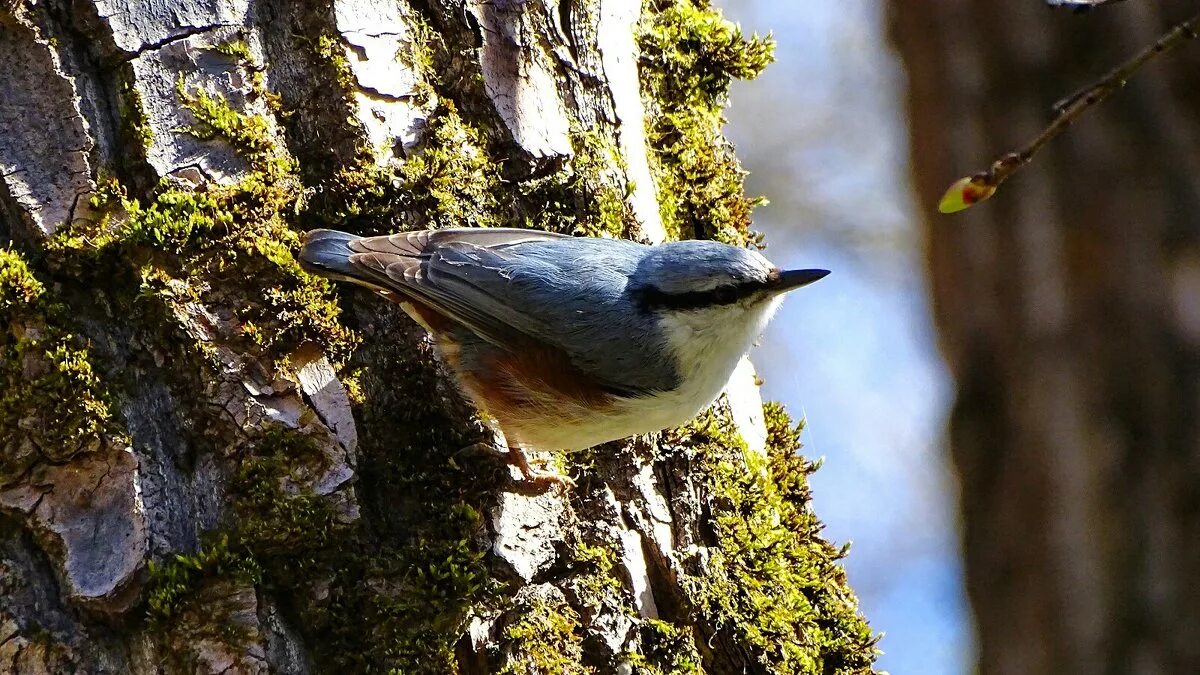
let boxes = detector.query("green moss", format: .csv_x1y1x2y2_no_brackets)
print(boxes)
262,302,513,671
337,530,494,669
135,413,498,671
49,87,357,368
176,76,281,168
498,593,587,675
144,534,265,670
640,0,774,106
313,34,359,98
515,128,637,238
308,108,645,242
145,534,261,624
220,396,500,672
569,539,622,610
117,72,155,152
661,402,878,674
0,248,44,311
251,501,495,671
313,24,437,104
303,15,636,240
309,102,501,233
230,430,349,554
404,17,439,106
213,38,255,65
137,405,500,672
638,0,773,245
395,105,501,228
0,249,118,482
628,619,703,675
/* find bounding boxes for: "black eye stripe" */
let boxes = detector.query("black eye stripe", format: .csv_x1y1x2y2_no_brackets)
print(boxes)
632,281,765,311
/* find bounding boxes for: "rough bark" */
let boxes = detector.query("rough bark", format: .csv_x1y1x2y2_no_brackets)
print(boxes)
889,2,1200,674
0,0,876,672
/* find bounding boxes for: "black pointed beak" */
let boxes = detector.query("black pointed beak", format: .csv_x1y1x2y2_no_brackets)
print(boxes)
769,268,830,293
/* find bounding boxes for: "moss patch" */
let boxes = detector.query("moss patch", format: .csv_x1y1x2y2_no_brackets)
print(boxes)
144,534,265,671
48,80,357,369
628,619,704,675
228,430,349,555
145,534,261,624
311,102,502,233
227,427,497,671
0,248,45,312
212,38,255,65
117,70,155,154
514,128,638,238
0,249,118,483
638,0,773,245
662,402,878,674
567,538,623,612
137,412,500,672
312,34,358,94
288,317,506,672
498,591,587,675
306,108,639,240
302,8,639,241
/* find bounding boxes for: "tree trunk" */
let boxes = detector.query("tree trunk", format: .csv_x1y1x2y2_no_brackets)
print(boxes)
0,0,876,672
888,2,1200,673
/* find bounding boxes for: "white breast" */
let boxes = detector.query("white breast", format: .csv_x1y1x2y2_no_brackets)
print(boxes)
628,295,783,429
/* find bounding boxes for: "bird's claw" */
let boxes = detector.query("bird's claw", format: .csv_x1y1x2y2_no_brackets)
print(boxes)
507,447,575,490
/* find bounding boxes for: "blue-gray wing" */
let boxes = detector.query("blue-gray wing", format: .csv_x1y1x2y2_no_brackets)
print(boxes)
342,228,679,396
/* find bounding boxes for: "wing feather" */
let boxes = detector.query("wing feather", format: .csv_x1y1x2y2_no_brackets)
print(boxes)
337,228,670,396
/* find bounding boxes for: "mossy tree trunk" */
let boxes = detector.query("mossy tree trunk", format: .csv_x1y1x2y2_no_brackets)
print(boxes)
889,2,1200,673
0,0,875,672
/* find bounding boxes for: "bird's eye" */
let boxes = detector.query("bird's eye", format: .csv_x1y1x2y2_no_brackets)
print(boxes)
712,286,738,305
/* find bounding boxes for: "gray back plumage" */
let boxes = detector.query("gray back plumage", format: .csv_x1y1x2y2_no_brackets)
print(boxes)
300,228,682,396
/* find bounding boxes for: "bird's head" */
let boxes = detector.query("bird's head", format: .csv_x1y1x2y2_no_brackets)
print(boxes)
630,240,828,319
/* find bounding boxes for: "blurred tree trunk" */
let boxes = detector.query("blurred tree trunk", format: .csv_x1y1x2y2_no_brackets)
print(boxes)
0,0,876,672
889,2,1200,673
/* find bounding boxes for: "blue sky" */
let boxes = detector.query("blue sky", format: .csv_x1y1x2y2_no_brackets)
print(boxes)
715,1,973,672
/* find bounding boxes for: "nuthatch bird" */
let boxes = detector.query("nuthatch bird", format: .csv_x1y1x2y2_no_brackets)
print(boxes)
299,228,827,485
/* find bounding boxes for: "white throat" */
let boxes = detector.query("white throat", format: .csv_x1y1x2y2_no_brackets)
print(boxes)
645,295,784,426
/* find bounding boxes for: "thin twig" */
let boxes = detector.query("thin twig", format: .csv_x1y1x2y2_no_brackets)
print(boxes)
939,9,1200,213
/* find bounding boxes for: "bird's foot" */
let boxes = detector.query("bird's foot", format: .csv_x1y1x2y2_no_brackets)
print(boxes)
507,447,575,490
